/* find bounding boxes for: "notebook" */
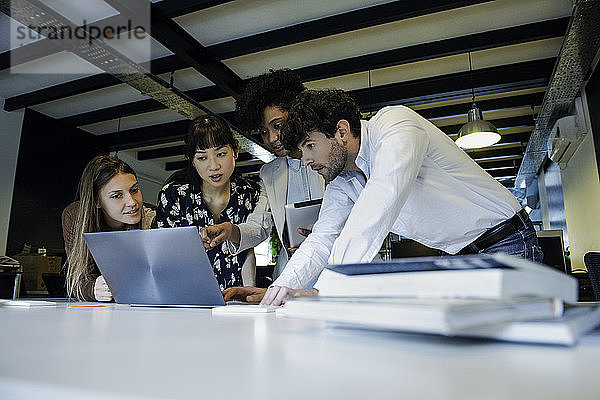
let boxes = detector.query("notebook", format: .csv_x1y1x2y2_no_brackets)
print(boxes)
83,226,225,306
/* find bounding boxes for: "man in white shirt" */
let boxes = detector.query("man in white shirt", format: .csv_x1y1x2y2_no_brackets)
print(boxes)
202,70,324,294
258,89,542,305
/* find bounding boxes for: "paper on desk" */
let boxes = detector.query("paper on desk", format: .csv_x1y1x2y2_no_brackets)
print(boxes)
212,304,277,314
0,299,58,307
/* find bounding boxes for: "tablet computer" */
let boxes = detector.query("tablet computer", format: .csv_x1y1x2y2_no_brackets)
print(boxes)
83,226,225,306
284,198,322,248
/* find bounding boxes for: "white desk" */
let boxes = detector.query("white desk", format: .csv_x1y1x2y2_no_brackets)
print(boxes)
1,304,600,400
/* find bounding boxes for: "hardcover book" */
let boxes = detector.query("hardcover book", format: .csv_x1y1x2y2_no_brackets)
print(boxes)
317,253,578,303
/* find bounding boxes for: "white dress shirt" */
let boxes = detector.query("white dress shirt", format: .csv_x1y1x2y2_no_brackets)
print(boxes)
232,156,324,278
273,105,521,289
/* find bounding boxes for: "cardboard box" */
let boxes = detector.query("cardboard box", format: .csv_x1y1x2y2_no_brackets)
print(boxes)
13,255,62,292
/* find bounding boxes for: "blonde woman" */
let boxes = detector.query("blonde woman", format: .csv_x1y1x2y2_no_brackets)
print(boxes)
62,155,155,301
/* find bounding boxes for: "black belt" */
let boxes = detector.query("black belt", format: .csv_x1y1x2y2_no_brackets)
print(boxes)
459,209,530,254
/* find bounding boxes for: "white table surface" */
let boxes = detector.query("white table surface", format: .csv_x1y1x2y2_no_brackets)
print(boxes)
1,304,600,400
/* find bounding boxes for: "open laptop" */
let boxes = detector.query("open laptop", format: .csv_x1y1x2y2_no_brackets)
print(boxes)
83,226,225,306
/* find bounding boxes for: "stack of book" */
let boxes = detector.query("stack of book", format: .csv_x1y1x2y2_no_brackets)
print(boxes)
282,253,600,346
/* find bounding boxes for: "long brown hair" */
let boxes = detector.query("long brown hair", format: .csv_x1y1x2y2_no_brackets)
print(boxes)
66,155,139,299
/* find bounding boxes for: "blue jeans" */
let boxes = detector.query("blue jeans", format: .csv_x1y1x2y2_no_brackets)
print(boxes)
478,214,543,263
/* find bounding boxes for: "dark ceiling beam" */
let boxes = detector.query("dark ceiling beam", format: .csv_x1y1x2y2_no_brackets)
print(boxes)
64,98,163,127
100,120,190,151
295,18,568,82
3,55,186,111
4,74,117,112
165,160,186,171
152,0,233,19
416,92,544,120
497,132,531,145
485,167,520,178
466,144,528,160
350,58,555,111
475,155,522,164
233,163,264,175
399,79,548,108
138,145,185,160
477,158,522,170
206,0,494,60
231,153,259,162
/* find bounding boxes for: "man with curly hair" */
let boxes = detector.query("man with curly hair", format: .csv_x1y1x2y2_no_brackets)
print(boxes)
202,70,324,296
259,89,541,306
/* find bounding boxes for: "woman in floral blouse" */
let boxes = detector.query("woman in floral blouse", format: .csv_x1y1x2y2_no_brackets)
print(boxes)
156,115,260,290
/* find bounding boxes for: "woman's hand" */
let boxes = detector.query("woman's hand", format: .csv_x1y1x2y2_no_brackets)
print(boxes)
200,222,240,249
94,275,113,302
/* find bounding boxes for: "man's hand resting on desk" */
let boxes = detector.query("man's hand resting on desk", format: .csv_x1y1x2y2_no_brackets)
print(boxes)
260,286,318,306
200,222,240,250
223,286,318,305
94,275,113,302
222,286,267,303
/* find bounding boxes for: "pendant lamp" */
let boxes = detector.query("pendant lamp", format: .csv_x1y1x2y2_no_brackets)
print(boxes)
455,53,500,149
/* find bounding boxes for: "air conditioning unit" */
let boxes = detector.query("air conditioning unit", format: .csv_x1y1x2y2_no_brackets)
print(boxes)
547,97,587,167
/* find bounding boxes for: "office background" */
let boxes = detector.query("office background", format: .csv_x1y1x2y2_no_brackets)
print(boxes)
1,0,599,269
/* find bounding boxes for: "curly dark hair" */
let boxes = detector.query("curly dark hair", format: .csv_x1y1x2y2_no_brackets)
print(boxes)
235,69,305,135
281,89,362,151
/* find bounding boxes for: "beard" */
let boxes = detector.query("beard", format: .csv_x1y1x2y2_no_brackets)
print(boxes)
319,140,347,183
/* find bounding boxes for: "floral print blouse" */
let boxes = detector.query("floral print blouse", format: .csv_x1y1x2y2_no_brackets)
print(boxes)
156,175,260,290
